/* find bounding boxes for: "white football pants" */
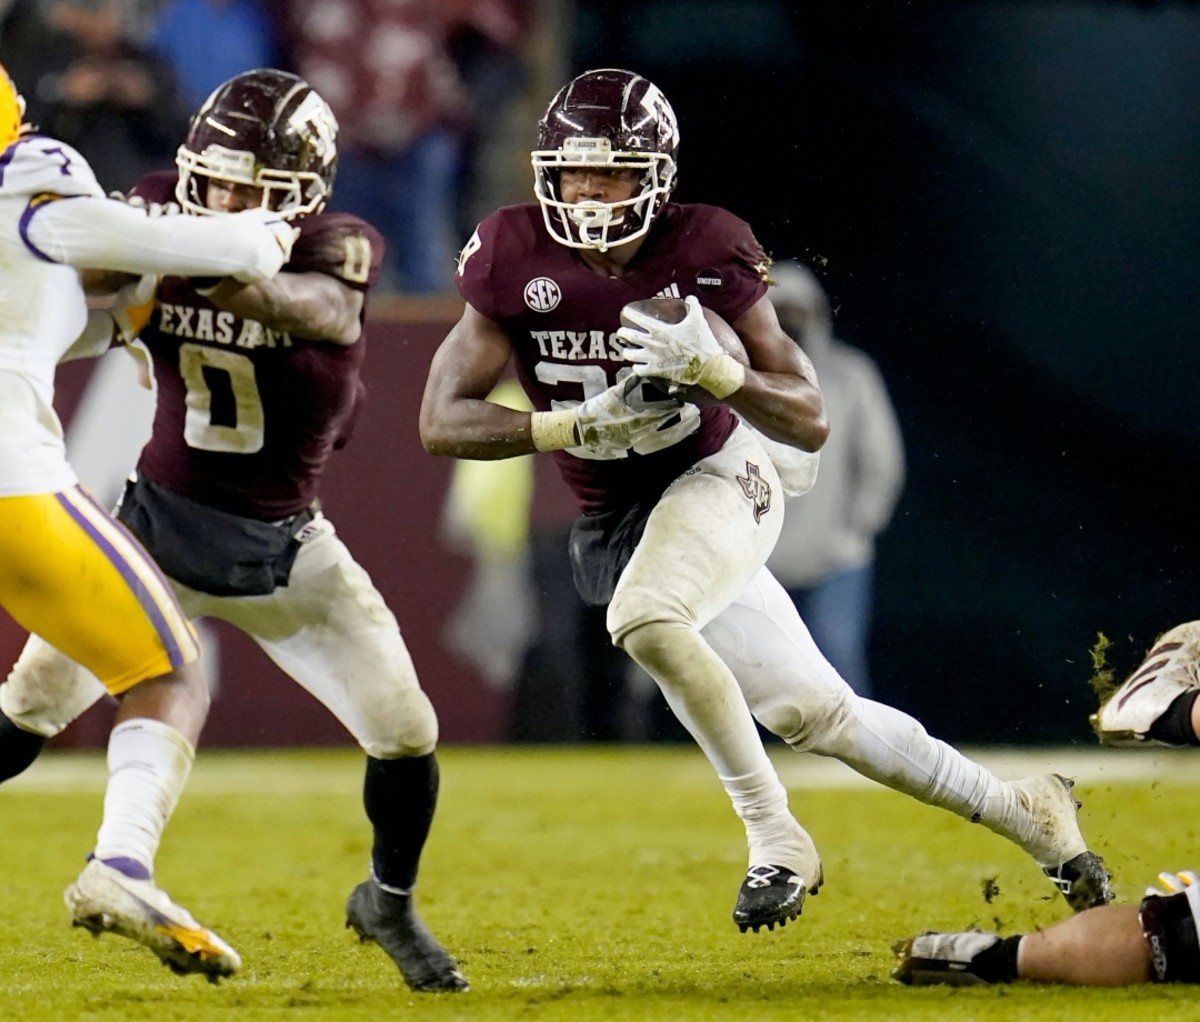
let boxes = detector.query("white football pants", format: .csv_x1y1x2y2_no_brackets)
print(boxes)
1,515,437,759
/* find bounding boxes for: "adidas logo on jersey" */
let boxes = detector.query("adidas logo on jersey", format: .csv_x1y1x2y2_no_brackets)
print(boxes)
653,283,682,299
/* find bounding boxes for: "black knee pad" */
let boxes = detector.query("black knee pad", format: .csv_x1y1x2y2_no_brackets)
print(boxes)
1140,891,1200,983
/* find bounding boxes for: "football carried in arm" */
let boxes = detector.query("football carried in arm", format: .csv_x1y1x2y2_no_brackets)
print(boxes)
619,296,749,405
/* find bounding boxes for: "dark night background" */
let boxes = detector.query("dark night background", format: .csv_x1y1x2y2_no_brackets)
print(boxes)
573,0,1200,744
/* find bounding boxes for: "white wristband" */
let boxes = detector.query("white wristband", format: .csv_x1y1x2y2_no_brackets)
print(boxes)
530,410,579,451
697,353,746,399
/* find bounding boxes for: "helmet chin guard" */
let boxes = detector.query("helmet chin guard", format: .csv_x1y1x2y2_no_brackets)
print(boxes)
532,69,679,252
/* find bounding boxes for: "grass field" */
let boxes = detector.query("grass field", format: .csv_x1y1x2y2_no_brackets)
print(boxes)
2,744,1198,1021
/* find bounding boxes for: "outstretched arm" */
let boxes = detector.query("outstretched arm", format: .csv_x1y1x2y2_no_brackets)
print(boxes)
26,196,292,281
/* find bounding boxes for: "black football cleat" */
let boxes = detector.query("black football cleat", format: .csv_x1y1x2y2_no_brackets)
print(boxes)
732,864,819,933
345,881,468,992
1044,850,1114,912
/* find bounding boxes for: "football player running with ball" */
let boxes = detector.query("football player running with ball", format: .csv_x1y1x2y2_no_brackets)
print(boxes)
0,61,295,980
895,621,1200,986
0,70,466,992
420,68,1113,936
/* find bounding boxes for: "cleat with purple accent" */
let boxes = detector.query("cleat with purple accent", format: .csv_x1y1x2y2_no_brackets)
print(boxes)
64,858,240,981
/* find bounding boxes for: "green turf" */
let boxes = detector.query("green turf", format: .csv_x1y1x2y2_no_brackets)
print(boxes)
1,744,1197,1020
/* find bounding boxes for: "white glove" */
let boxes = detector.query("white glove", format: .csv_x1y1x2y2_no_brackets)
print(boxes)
575,380,680,456
618,294,745,398
228,207,299,281
529,379,679,456
1146,870,1199,897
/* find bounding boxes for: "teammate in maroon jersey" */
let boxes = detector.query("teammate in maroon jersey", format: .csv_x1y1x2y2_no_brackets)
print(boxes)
0,70,466,992
420,68,1112,935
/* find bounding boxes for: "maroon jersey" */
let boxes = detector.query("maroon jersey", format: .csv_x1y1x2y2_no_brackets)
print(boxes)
455,202,770,514
130,172,384,520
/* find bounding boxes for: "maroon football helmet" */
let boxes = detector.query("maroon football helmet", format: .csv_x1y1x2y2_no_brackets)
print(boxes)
532,68,679,251
176,69,338,220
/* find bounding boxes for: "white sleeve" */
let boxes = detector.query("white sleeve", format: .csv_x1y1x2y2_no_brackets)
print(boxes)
23,196,285,280
59,310,117,363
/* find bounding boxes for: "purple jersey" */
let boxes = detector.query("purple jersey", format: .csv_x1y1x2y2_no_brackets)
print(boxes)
455,202,770,514
130,171,384,520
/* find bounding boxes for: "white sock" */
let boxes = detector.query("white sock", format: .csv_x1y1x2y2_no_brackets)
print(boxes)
808,698,1070,862
622,621,816,874
719,765,820,875
706,572,1045,865
93,718,194,874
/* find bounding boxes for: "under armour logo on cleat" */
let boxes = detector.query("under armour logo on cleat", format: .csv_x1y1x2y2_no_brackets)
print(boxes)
745,865,782,889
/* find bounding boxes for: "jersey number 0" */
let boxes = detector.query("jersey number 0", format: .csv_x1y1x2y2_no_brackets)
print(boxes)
178,343,265,453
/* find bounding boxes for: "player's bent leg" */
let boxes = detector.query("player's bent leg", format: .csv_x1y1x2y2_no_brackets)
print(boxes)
608,442,821,932
1092,621,1200,746
707,568,1112,911
206,524,464,988
0,490,233,975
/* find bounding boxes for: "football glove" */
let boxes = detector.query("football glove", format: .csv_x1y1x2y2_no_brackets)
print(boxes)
110,273,158,343
228,207,299,279
530,380,678,457
1147,871,1200,897
618,294,745,398
575,379,679,456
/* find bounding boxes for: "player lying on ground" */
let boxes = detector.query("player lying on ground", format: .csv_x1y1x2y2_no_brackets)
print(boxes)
894,621,1200,986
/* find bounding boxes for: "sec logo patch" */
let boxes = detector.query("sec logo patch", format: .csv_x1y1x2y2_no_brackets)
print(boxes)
524,277,562,312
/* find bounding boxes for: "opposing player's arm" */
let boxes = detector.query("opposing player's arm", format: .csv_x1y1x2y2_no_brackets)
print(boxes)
25,194,292,280
728,294,829,452
199,272,364,345
419,304,537,459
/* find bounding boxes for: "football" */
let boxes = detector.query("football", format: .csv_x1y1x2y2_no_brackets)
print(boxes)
619,297,748,405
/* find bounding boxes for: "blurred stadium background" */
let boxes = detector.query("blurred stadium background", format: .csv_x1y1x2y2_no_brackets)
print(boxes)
2,0,1198,749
